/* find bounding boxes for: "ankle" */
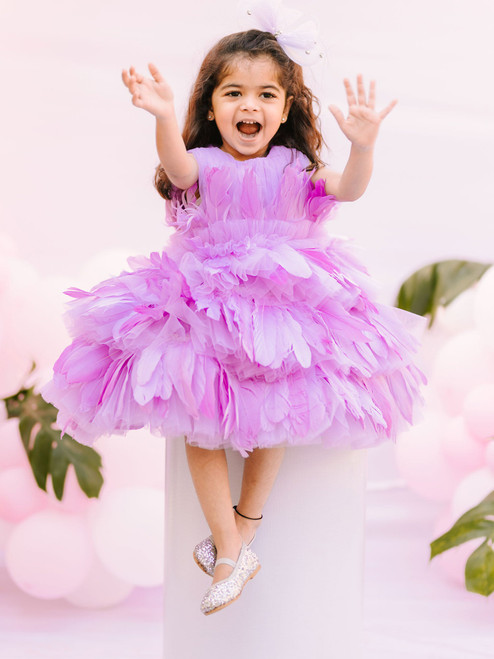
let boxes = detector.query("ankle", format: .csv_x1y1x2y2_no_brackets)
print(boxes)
234,515,261,544
214,531,243,559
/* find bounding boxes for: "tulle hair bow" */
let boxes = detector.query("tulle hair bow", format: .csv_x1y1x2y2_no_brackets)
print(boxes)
239,0,325,66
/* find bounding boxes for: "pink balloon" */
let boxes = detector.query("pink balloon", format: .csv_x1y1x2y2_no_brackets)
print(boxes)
94,429,165,492
474,266,494,350
5,510,93,599
0,418,29,470
462,384,494,440
0,518,14,568
431,330,494,415
451,467,494,519
436,288,476,335
430,509,483,587
88,487,164,587
439,416,486,473
65,554,134,609
485,443,494,470
395,413,465,501
0,466,49,523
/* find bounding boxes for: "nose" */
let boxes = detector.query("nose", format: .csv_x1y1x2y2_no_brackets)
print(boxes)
240,95,259,112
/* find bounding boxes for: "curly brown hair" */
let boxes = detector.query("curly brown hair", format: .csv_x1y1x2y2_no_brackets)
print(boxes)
155,29,325,199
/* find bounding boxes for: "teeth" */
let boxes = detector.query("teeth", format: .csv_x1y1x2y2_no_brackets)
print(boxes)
240,121,258,124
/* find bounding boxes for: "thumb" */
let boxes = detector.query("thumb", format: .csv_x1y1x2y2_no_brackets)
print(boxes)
328,104,345,128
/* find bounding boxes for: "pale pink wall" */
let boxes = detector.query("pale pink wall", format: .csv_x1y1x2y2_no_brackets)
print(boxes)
1,0,493,299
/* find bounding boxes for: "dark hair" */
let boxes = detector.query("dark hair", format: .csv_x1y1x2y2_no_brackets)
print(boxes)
155,29,325,199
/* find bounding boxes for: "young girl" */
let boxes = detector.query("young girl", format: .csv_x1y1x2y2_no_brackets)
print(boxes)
41,28,425,615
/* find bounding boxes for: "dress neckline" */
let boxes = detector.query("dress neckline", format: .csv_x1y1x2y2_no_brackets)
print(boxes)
214,145,284,163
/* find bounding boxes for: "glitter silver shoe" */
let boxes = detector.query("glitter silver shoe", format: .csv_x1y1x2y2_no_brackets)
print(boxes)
200,542,260,616
193,532,256,577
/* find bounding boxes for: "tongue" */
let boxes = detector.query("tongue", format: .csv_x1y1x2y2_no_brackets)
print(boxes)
238,122,259,135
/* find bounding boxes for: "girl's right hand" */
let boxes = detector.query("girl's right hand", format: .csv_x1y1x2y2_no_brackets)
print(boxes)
121,63,174,120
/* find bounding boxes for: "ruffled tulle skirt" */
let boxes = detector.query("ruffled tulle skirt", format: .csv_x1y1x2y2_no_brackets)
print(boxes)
41,228,426,457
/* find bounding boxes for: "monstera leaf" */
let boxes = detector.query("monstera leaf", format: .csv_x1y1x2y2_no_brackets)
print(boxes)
2,373,103,501
395,259,492,326
430,491,494,597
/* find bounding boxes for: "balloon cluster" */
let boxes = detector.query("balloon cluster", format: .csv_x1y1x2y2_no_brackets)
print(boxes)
395,266,494,586
0,234,165,607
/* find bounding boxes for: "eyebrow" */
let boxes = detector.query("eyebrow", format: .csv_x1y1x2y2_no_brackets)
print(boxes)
219,83,281,91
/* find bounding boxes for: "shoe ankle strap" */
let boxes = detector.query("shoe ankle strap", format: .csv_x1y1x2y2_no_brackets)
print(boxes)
215,557,236,569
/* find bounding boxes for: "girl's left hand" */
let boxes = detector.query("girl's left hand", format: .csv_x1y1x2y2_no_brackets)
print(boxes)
329,75,397,151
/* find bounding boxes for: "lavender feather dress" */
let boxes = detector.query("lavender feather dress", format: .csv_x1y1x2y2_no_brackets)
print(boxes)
41,146,426,456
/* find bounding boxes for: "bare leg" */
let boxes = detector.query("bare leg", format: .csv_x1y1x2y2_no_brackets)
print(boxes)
235,447,286,544
184,441,242,584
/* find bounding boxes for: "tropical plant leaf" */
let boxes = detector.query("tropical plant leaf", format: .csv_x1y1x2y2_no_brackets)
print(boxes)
395,259,492,326
430,490,494,596
2,377,103,501
465,541,494,597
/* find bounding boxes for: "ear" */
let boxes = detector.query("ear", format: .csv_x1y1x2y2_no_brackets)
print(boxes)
283,94,294,118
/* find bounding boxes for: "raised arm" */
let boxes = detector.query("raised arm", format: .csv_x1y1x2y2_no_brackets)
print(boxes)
312,75,397,202
122,63,198,190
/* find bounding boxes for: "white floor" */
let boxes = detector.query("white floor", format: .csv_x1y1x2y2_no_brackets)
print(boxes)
0,486,492,658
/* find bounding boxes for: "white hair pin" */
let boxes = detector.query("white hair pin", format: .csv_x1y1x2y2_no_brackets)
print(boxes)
239,0,325,66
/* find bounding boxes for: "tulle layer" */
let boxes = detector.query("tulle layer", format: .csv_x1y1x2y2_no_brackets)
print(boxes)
41,240,426,456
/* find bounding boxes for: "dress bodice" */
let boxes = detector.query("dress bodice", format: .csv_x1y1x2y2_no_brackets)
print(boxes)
166,145,338,242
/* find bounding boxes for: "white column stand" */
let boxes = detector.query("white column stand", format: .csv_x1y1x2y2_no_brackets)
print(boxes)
163,438,366,659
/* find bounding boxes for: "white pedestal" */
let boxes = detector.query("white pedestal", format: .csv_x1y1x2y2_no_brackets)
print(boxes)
164,439,366,659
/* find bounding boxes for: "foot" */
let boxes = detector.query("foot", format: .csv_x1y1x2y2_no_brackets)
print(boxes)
212,534,243,584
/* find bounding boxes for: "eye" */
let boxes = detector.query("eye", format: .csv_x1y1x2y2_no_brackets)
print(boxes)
225,91,241,97
261,92,276,99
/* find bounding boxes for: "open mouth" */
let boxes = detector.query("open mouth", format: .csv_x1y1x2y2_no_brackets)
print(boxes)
236,120,262,136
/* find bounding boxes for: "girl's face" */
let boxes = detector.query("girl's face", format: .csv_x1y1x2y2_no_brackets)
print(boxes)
210,55,293,161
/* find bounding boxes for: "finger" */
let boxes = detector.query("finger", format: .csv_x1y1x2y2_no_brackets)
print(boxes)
122,70,137,93
343,78,357,107
368,80,376,110
148,62,164,83
357,74,366,105
328,104,346,128
379,98,398,120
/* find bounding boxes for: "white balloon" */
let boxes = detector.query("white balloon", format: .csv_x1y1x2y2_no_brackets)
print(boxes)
474,266,494,350
430,330,494,415
88,487,164,587
451,467,494,519
5,510,94,599
65,554,134,609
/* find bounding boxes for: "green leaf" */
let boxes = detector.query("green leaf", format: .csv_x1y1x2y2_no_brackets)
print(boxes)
465,541,494,597
18,415,38,452
1,385,104,501
50,441,71,501
29,428,55,491
395,259,492,326
55,435,104,499
430,519,494,559
453,491,494,526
